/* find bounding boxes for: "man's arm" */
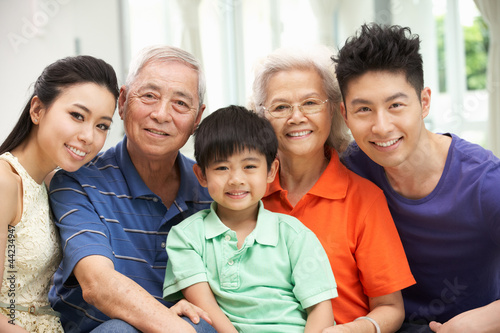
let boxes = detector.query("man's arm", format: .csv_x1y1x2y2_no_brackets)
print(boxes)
75,255,206,333
323,291,405,333
429,300,500,333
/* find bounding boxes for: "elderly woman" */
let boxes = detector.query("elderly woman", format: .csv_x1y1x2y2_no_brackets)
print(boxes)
250,46,415,333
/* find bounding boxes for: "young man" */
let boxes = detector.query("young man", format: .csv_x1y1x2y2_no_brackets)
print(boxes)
335,23,500,333
163,105,337,333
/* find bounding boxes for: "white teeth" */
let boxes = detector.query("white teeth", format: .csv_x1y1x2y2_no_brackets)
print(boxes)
148,129,167,135
374,138,399,147
288,130,311,137
229,192,246,196
66,145,86,157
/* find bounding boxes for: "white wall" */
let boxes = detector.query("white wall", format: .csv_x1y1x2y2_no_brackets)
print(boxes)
1,0,488,154
0,0,124,151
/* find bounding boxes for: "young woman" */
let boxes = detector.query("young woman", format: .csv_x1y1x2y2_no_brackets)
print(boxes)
0,55,119,332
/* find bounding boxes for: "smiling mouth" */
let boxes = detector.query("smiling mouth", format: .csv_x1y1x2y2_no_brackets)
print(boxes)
147,129,168,136
227,191,248,196
287,130,312,137
65,144,87,157
373,138,401,147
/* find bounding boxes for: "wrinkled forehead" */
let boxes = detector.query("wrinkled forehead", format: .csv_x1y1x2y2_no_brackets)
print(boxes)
132,60,199,93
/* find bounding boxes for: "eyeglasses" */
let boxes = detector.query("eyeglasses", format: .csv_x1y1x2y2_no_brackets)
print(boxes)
261,98,328,118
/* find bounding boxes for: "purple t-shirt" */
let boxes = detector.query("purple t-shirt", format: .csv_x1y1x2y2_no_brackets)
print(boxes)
342,133,500,324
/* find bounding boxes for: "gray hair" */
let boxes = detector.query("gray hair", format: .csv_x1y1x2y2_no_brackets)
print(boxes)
250,45,351,153
125,45,206,108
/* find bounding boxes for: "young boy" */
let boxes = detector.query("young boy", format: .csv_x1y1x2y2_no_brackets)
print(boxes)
335,23,500,333
163,105,337,332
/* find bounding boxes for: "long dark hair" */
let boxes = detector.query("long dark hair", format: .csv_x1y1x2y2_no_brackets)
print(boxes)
0,55,119,155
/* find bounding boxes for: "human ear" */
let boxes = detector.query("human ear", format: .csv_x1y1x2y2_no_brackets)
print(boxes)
118,85,128,120
192,104,206,134
421,87,431,119
29,96,45,125
340,102,349,126
193,164,208,187
267,158,279,183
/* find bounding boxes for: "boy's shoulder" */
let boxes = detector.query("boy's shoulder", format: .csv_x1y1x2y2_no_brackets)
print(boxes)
261,207,312,235
174,208,211,230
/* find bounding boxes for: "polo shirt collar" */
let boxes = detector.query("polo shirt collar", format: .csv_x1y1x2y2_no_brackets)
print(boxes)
115,136,200,202
204,201,279,246
204,202,229,239
116,136,154,199
266,147,348,200
175,152,208,204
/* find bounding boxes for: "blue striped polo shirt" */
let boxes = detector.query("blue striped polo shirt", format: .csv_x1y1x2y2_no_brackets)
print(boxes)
48,136,212,332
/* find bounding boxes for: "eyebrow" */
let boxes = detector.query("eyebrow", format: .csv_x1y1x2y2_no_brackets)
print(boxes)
350,92,409,106
173,90,195,105
138,83,161,92
242,156,262,163
73,103,113,122
268,92,321,105
138,83,196,105
211,156,262,164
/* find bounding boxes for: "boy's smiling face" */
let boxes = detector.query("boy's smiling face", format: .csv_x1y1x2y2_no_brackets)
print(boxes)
194,148,278,220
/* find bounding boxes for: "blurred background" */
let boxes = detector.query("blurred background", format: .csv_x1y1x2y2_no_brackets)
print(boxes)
0,0,495,158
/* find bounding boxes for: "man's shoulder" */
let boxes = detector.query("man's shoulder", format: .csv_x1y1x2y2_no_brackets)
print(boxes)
340,141,376,173
50,145,122,190
177,153,212,203
177,152,198,178
451,134,500,166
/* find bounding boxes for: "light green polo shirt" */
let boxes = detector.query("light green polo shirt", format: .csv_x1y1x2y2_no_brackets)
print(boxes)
163,201,337,332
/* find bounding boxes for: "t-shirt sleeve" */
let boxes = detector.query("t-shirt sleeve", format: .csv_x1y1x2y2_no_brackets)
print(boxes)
289,227,338,309
163,221,208,301
355,191,416,297
49,169,114,284
481,165,500,246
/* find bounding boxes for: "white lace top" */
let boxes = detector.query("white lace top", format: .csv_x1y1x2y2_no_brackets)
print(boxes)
0,153,63,332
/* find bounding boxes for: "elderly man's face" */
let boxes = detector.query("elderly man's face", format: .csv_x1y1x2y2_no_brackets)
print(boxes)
119,61,204,161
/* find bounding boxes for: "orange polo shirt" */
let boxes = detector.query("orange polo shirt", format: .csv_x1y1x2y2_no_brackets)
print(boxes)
263,148,415,324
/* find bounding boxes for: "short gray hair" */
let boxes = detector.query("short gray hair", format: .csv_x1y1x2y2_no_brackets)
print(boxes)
250,45,351,153
125,45,206,108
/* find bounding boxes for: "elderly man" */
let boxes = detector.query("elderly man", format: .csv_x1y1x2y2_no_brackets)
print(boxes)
49,45,215,333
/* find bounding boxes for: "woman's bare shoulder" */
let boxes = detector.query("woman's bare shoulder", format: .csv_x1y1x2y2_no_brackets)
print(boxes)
0,160,22,227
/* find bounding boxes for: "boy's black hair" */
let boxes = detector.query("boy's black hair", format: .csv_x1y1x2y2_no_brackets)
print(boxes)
194,105,278,173
332,23,424,101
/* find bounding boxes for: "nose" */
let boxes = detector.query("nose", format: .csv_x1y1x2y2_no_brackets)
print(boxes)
228,169,245,185
288,104,306,123
77,123,94,145
150,100,173,123
371,110,394,136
